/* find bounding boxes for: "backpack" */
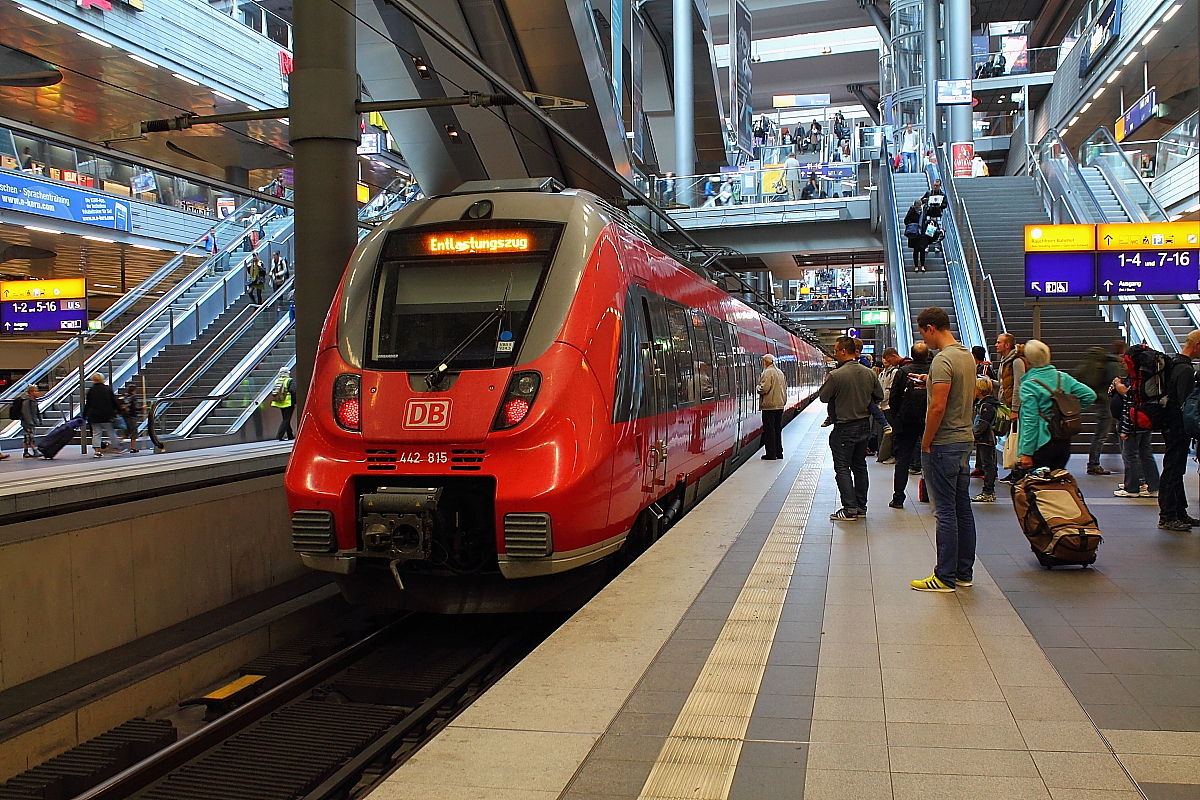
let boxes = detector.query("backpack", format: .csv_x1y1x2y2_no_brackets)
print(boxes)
1123,344,1171,431
7,397,23,421
1183,386,1200,439
990,400,1012,437
898,369,928,428
1030,373,1083,440
271,377,291,404
904,222,922,238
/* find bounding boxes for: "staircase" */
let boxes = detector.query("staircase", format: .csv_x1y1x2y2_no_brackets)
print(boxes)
891,172,959,336
195,329,295,436
1079,167,1131,222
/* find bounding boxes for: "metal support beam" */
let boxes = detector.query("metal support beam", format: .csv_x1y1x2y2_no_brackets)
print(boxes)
945,0,972,145
672,0,694,207
922,0,940,138
859,1,892,48
848,84,882,124
289,0,359,405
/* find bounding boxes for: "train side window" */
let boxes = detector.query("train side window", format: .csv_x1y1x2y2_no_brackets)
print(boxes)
611,290,644,424
665,303,696,408
690,311,716,403
709,318,730,399
639,295,661,420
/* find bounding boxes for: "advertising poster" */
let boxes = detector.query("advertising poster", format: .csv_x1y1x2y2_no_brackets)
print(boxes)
0,171,131,231
631,8,644,161
1001,35,1029,74
731,0,753,158
216,197,237,218
951,142,974,177
1078,0,1122,76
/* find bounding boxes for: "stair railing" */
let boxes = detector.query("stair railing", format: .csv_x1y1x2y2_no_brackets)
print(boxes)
1077,127,1169,222
878,139,914,355
930,140,988,350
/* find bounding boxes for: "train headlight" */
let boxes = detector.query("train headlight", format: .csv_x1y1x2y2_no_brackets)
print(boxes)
333,373,361,431
492,371,541,431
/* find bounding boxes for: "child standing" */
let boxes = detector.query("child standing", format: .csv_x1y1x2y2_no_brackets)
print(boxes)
971,377,1004,502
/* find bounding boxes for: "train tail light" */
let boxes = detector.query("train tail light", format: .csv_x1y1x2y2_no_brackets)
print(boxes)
492,371,541,431
333,373,361,431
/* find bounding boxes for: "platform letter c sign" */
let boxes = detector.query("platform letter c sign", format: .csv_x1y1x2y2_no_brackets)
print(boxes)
404,398,452,429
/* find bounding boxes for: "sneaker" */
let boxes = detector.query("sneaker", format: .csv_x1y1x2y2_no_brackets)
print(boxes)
971,492,995,502
830,508,861,522
1184,516,1200,527
1159,519,1192,531
908,467,922,475
1087,465,1112,475
883,425,894,436
956,578,973,587
93,451,103,458
881,457,896,465
889,500,904,509
820,418,834,428
1140,489,1158,497
911,574,955,592
1113,489,1142,498
970,469,984,478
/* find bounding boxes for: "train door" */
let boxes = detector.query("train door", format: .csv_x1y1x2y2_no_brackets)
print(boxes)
637,292,669,496
729,325,747,452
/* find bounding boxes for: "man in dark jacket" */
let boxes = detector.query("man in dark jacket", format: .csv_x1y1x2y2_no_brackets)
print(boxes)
888,342,931,507
83,374,124,457
1081,339,1126,475
1159,331,1200,531
820,337,884,521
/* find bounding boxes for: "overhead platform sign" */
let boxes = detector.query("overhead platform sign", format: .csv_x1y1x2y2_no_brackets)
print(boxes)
0,278,87,333
1024,222,1200,297
1024,224,1097,296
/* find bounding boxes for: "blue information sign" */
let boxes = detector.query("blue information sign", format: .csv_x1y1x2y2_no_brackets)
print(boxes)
0,172,132,231
1024,252,1097,296
0,298,88,333
1097,250,1200,294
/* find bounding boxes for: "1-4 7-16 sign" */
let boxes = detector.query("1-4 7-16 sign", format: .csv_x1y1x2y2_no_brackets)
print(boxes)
1024,222,1200,297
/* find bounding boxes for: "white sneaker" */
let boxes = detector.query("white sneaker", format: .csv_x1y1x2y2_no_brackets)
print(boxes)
1140,489,1159,497
1113,489,1140,497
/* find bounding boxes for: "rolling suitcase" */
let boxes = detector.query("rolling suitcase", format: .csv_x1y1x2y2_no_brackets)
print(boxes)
1011,469,1102,568
37,417,83,459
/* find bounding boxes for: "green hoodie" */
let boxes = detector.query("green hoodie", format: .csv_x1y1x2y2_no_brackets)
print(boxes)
1017,364,1096,457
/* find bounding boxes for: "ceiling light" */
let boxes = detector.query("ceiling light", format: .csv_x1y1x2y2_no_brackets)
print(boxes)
132,244,163,251
77,32,111,47
212,90,235,102
1081,102,1092,112
1163,3,1181,19
17,6,57,23
1123,51,1140,65
82,236,114,243
172,73,200,86
277,118,288,125
1142,29,1158,44
93,284,116,288
1106,69,1121,83
1069,116,1080,125
128,54,156,67
1093,87,1105,99
24,225,62,234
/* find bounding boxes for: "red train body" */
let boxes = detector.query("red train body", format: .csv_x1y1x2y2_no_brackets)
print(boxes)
286,185,824,612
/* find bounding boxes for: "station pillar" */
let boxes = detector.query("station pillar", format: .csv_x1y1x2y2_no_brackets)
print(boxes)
922,0,940,140
944,0,972,146
289,0,360,406
673,0,694,207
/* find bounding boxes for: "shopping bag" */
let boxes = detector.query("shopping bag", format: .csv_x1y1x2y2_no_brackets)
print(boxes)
1001,428,1019,470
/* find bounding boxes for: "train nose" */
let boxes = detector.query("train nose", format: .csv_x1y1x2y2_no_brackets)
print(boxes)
360,371,505,443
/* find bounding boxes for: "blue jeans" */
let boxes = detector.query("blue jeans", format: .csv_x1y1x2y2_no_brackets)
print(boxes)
922,442,977,586
1120,431,1159,493
901,151,917,173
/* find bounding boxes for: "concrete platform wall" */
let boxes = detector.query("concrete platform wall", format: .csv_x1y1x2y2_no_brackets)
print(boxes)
0,475,302,691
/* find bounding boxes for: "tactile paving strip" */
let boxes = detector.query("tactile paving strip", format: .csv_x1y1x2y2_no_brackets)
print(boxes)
636,438,823,800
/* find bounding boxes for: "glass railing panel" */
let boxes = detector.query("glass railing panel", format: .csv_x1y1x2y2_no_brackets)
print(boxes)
1078,127,1167,222
1156,111,1199,177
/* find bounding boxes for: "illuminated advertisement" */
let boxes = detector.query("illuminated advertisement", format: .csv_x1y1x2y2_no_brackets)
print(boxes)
0,172,131,231
1078,0,1122,76
731,0,754,157
936,80,973,105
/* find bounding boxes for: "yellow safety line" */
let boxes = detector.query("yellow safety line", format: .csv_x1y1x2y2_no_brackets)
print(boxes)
636,433,824,800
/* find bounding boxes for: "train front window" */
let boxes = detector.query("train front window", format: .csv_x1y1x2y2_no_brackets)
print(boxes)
367,223,560,371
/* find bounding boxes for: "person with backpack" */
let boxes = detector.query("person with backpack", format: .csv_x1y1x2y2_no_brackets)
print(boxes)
903,200,929,272
1016,340,1096,472
269,252,289,294
14,384,41,458
119,385,143,453
1110,374,1158,498
83,373,125,457
888,341,931,507
971,377,1006,502
270,367,297,440
1073,340,1126,475
1156,330,1200,531
247,254,266,304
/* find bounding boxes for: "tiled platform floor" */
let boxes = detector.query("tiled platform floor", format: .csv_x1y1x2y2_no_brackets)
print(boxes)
368,405,1200,799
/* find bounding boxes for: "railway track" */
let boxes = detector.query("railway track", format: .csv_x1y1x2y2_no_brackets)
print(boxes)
20,612,552,800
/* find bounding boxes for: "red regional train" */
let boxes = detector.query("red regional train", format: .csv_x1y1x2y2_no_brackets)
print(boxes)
286,180,825,613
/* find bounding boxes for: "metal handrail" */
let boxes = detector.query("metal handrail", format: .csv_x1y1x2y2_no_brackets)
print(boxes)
1078,126,1169,222
929,141,987,350
878,139,913,355
982,274,1007,335
935,138,999,343
1033,130,1109,222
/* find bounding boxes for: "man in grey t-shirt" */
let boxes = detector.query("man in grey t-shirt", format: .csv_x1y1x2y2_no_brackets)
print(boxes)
910,307,978,592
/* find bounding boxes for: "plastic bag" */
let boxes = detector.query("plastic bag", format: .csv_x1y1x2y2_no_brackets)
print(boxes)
1001,425,1019,470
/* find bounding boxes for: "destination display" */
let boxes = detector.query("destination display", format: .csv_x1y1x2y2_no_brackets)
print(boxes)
0,278,87,333
1024,225,1097,296
1096,221,1200,295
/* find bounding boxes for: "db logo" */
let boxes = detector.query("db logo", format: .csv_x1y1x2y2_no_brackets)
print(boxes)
404,398,452,429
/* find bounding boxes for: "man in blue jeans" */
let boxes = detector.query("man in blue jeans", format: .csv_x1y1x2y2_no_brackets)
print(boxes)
910,307,978,592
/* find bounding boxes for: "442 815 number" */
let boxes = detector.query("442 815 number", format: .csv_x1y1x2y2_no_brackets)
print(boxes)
396,451,449,464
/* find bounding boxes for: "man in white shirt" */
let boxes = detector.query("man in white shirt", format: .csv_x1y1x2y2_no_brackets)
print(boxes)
899,123,920,173
783,153,803,200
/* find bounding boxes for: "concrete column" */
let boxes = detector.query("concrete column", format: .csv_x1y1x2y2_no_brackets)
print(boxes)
922,0,939,140
289,0,359,405
673,0,694,206
944,0,972,144
224,165,250,187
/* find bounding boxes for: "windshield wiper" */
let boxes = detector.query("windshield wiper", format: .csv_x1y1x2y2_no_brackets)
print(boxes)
424,276,512,390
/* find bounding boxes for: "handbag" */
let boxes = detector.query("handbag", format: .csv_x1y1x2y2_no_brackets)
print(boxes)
1001,422,1019,470
892,153,903,169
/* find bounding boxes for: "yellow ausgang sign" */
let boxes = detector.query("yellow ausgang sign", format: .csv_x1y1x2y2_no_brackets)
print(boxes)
1097,221,1200,251
0,278,86,302
1024,224,1095,252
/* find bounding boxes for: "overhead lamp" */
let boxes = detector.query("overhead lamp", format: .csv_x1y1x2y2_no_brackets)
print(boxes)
1092,87,1105,99
212,90,235,102
93,284,116,288
82,236,114,243
17,5,57,23
412,57,432,79
1081,102,1092,112
1163,3,1181,19
1142,29,1158,44
132,244,163,251
128,54,156,67
24,225,62,234
1106,69,1121,83
78,32,111,47
172,73,200,86
1069,116,1080,126
1123,51,1140,65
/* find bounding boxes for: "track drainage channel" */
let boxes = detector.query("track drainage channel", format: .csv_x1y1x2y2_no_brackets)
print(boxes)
71,613,554,800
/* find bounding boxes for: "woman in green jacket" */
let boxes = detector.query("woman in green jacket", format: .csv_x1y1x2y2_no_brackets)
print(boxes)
1017,339,1097,471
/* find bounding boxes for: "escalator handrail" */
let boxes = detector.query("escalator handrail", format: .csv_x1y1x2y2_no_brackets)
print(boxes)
219,351,297,437
1033,130,1109,223
928,141,987,350
1077,126,1169,222
878,140,914,355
